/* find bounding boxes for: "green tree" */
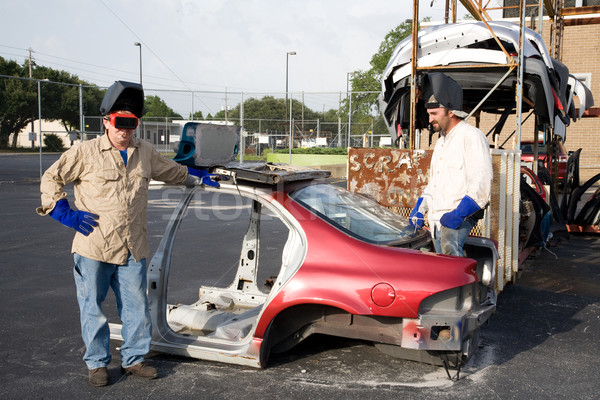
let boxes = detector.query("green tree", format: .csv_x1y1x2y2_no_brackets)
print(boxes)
214,96,337,135
33,65,104,132
215,96,285,131
190,110,204,120
0,58,36,148
0,56,104,148
143,95,182,118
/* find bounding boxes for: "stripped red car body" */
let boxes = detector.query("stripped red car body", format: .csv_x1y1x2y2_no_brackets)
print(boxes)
109,165,497,369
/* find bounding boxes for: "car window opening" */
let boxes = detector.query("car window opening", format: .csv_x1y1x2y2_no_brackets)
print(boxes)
165,191,293,341
290,184,429,248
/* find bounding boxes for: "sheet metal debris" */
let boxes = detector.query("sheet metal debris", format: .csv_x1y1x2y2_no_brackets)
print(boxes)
217,162,331,185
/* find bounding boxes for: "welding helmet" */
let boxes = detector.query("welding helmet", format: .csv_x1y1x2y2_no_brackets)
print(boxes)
422,72,468,119
100,80,145,118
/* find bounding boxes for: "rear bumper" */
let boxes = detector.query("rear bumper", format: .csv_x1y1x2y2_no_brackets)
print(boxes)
401,303,495,351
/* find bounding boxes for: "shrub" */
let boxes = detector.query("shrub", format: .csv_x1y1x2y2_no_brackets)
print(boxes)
44,134,65,152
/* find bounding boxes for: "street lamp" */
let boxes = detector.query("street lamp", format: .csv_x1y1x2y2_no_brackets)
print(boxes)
285,51,296,127
134,42,142,85
285,51,296,163
37,78,49,180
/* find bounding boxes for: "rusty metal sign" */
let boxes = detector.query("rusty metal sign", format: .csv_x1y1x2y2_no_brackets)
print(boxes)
347,148,432,208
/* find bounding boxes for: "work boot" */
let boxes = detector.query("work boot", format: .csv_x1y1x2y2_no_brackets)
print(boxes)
88,367,109,387
121,362,158,379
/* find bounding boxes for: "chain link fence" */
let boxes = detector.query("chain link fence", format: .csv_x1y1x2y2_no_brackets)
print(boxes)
3,76,390,155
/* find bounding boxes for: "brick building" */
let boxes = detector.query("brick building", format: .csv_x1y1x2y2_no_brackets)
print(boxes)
504,0,600,181
555,19,600,181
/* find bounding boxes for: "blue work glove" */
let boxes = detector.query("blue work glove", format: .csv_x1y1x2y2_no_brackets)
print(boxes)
187,167,222,188
440,195,481,230
409,197,425,229
49,198,99,236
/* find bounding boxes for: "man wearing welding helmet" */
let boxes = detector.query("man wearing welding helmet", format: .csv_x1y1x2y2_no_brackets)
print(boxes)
409,73,492,257
37,80,217,386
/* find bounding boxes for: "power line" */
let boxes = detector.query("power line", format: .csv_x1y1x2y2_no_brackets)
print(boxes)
1,43,217,114
2,44,294,95
2,44,346,117
0,44,26,52
96,0,275,113
97,0,192,91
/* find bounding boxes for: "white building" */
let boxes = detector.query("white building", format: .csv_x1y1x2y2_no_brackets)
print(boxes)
13,120,79,149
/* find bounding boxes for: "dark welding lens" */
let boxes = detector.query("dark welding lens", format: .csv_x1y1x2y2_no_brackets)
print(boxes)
113,116,138,129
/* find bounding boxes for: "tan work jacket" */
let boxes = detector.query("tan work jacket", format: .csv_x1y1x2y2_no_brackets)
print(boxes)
37,134,188,264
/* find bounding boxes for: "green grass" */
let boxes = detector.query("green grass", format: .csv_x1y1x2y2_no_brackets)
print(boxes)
269,147,348,155
0,147,58,153
238,154,267,161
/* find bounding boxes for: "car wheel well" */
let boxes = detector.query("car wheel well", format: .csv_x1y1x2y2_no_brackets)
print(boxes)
260,304,348,367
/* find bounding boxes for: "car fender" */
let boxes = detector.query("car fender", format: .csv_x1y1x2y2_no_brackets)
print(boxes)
254,192,478,338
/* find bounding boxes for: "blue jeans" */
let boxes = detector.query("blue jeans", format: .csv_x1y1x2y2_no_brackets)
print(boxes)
73,253,151,370
432,216,477,257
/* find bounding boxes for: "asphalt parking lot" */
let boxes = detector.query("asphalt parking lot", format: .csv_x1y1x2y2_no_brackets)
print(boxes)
1,153,599,400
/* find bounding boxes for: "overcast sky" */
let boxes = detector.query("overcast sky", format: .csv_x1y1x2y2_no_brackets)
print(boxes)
1,0,485,117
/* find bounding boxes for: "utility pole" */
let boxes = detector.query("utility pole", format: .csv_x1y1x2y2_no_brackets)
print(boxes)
79,84,84,141
224,87,228,123
347,72,354,147
28,48,33,77
29,48,35,148
190,91,194,120
301,91,305,133
338,92,342,147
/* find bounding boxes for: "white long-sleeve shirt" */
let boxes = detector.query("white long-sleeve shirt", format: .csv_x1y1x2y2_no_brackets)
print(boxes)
422,120,493,226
